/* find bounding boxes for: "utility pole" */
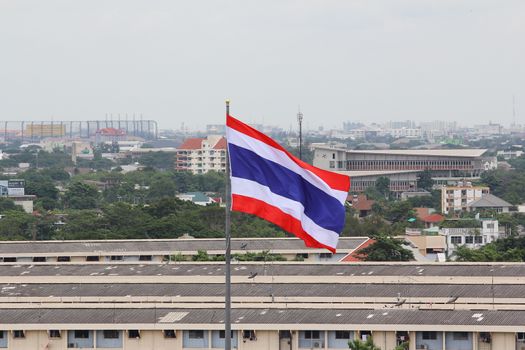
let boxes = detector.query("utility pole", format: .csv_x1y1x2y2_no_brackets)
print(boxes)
224,99,232,350
297,108,303,160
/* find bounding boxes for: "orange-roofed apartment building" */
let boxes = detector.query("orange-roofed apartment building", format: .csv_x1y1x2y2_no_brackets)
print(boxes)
175,136,227,174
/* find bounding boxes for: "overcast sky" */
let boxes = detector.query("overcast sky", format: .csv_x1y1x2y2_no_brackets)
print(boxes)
0,1,523,130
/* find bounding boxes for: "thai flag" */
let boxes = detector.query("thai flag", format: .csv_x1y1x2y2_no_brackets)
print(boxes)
226,115,351,253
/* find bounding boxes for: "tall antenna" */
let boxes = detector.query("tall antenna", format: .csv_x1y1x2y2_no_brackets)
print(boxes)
297,106,303,160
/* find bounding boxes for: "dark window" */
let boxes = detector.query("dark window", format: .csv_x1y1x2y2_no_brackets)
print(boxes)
3,257,16,263
188,330,204,339
163,330,176,338
304,331,320,339
474,236,483,244
57,256,71,262
451,236,462,244
74,330,90,339
103,330,119,339
110,256,123,261
319,253,333,259
86,256,99,262
243,330,256,340
128,330,140,339
465,236,474,244
453,332,469,341
0,331,4,339
33,257,46,262
14,330,25,338
422,332,437,340
296,253,309,259
139,255,152,261
335,331,351,339
49,330,61,338
219,330,235,339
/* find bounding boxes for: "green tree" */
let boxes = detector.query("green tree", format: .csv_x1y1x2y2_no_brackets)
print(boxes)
417,169,433,191
0,197,24,213
359,237,414,261
63,182,100,209
348,338,381,350
0,210,35,240
375,177,391,199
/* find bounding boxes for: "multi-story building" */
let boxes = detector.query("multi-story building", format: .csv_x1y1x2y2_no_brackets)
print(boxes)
440,219,501,257
313,147,494,193
441,183,490,214
175,136,227,174
2,261,525,349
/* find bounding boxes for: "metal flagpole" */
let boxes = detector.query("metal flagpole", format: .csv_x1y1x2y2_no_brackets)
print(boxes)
224,99,232,350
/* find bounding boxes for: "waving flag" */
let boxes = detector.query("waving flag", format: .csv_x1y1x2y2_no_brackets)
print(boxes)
226,115,350,253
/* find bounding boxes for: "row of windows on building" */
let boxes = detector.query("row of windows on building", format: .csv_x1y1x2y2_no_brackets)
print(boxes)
0,255,155,263
345,159,475,170
450,235,484,244
0,329,353,348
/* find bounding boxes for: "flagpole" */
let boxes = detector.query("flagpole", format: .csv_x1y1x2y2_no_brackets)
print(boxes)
224,99,232,350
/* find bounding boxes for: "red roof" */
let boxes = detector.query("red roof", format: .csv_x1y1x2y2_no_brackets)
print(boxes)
348,194,375,211
414,207,444,223
179,138,204,150
422,213,445,223
98,127,126,136
213,137,227,149
340,238,376,262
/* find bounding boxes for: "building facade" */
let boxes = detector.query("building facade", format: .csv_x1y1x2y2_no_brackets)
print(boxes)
1,262,525,349
441,183,490,214
313,148,495,190
175,136,226,174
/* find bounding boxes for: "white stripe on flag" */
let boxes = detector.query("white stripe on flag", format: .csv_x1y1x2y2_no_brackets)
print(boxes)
227,127,348,204
231,176,340,249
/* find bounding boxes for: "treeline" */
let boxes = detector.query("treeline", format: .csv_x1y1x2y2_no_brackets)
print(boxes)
455,236,525,262
0,197,286,241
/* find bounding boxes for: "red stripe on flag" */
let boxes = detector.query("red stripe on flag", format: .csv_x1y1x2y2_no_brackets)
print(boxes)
232,194,336,253
227,115,350,193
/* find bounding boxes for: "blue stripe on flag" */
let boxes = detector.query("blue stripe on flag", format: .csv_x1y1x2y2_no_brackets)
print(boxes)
229,143,345,233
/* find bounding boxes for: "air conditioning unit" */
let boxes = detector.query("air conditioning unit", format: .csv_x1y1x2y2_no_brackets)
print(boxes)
68,343,77,348
313,342,321,348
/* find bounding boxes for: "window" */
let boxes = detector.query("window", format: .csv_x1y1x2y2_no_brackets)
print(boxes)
139,255,152,261
453,332,469,341
422,332,437,340
518,333,525,341
332,153,336,159
103,330,119,339
475,236,483,244
57,256,71,262
0,331,3,339
188,330,204,339
219,330,235,339
329,161,335,169
304,331,320,339
335,331,351,339
49,330,61,338
33,257,46,262
243,330,256,340
163,330,176,338
3,257,16,263
319,253,333,259
451,236,462,244
110,256,123,261
86,256,99,262
128,330,140,339
13,330,25,339
465,236,474,244
486,223,494,229
74,330,90,339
